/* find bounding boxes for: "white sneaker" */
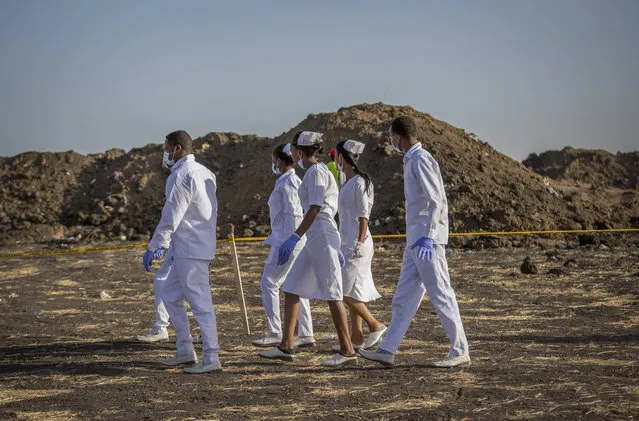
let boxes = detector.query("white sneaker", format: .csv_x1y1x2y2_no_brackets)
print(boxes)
183,360,222,374
293,336,315,348
358,347,395,367
362,326,387,350
252,333,283,347
430,354,471,368
320,353,358,367
137,330,169,343
331,342,363,353
159,352,197,366
259,347,294,362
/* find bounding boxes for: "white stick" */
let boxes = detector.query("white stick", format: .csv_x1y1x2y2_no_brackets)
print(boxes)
229,225,250,335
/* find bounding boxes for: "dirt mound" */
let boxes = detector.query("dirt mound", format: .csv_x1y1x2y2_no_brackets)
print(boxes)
523,147,639,189
1,103,638,246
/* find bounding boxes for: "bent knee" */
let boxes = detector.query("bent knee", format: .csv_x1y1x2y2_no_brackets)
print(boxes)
260,276,280,291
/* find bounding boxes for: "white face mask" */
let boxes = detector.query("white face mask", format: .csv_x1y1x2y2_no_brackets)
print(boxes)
337,156,344,172
162,151,175,169
272,162,281,175
390,132,402,153
295,151,305,169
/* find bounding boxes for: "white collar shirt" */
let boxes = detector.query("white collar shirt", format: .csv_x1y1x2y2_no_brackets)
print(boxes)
265,169,306,247
402,143,449,245
148,154,219,259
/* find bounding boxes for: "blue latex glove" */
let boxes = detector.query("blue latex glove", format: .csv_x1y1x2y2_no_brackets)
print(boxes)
278,234,300,266
338,250,345,268
153,247,166,259
411,237,434,261
143,250,154,272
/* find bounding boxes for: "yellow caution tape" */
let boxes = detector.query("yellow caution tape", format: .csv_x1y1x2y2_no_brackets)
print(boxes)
0,244,147,258
229,228,639,242
0,228,637,259
375,228,639,239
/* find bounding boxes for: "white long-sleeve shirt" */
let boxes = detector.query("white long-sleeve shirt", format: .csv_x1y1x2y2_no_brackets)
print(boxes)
148,154,218,260
265,169,306,247
403,143,449,245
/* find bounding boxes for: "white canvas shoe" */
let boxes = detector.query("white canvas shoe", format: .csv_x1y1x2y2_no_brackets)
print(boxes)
159,352,197,366
358,347,395,367
320,353,358,367
293,336,316,348
362,326,387,350
137,330,169,343
183,360,222,374
430,354,471,368
252,333,283,347
259,347,294,362
331,342,363,353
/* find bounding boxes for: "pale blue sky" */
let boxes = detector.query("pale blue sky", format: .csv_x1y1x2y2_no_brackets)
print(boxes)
1,0,637,159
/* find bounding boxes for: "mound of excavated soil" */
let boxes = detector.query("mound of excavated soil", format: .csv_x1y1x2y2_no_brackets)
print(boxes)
523,147,639,190
1,103,638,247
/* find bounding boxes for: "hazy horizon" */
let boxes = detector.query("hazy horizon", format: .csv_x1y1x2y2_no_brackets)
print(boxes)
1,0,637,160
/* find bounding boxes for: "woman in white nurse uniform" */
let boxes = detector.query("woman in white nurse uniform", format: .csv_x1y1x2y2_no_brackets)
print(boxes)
259,131,357,366
332,140,387,353
251,143,315,348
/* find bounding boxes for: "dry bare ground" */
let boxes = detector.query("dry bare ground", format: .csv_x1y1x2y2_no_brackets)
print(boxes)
0,241,638,420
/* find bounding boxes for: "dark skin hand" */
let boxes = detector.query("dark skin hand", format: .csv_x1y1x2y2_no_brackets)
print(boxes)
295,206,320,237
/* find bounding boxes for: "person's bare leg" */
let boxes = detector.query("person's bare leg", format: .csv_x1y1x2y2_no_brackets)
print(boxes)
328,301,355,356
349,307,364,345
279,292,300,351
344,296,385,333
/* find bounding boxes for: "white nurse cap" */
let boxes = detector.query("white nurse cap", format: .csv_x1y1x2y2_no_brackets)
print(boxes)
297,131,324,146
283,143,292,155
344,140,365,155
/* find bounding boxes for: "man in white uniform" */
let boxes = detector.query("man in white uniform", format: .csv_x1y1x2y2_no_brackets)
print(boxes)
359,116,470,368
142,130,221,374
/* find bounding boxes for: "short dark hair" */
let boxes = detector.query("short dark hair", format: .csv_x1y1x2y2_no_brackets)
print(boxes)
391,116,418,139
273,143,294,166
166,130,193,153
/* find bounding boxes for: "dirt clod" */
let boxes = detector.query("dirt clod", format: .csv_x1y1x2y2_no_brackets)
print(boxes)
564,258,578,267
548,267,570,277
520,256,539,274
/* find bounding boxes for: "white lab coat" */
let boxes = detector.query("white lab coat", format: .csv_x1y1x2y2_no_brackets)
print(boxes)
260,169,313,336
379,143,468,357
403,143,449,246
338,175,381,302
148,154,218,259
282,163,343,301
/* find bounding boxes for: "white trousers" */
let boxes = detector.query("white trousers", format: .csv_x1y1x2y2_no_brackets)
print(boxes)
157,256,220,364
260,246,313,337
151,251,172,333
379,245,468,356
